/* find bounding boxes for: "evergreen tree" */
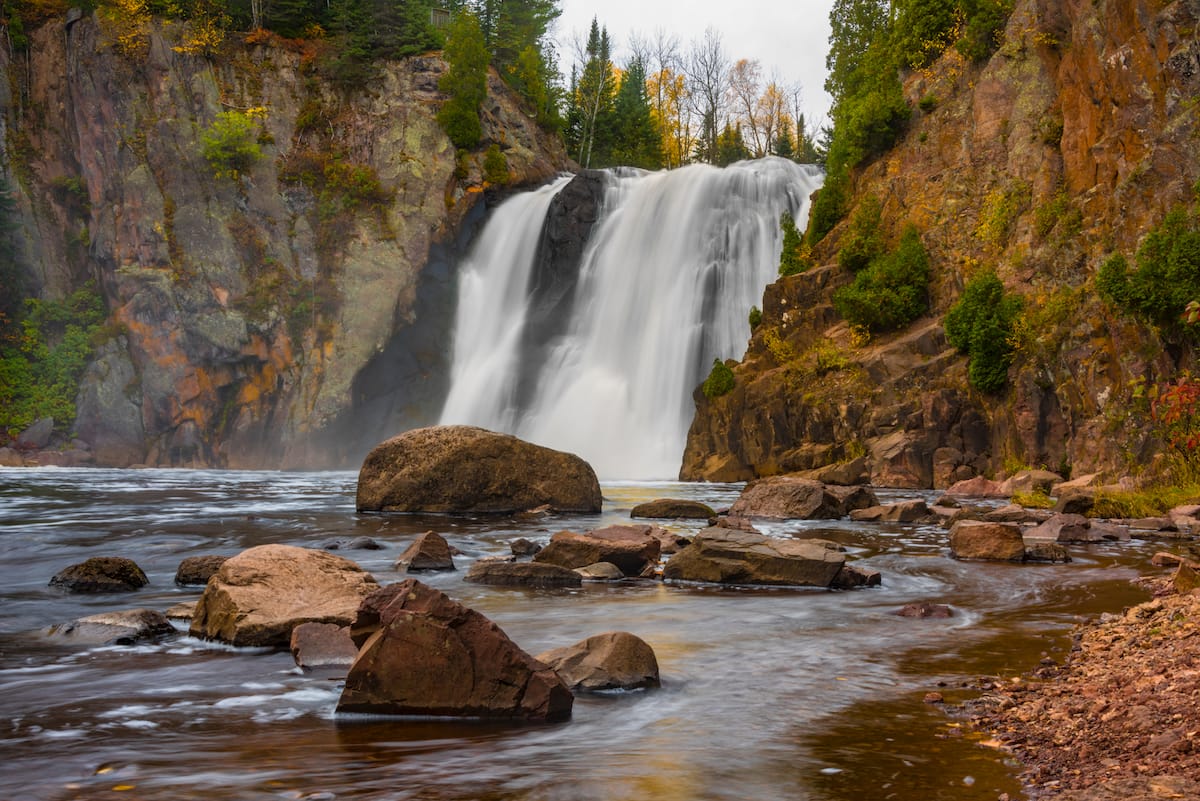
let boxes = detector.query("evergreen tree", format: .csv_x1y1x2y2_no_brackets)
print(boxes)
437,10,490,149
772,126,795,159
609,56,662,169
369,0,439,59
714,121,749,166
572,18,615,167
0,175,24,331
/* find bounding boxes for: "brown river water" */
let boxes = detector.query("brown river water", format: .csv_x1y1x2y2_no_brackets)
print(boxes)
0,468,1157,800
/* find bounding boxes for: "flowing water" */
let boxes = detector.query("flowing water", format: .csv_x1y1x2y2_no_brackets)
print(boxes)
0,467,1161,801
439,158,824,479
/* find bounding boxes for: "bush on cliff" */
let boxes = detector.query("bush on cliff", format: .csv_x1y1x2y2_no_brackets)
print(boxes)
778,211,810,276
944,269,1021,393
702,359,735,399
201,110,263,180
832,224,929,332
1097,206,1200,338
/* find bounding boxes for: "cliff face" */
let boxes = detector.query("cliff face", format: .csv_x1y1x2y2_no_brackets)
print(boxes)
684,0,1200,485
2,16,568,467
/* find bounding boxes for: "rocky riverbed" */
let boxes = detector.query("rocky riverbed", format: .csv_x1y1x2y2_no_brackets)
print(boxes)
965,572,1200,801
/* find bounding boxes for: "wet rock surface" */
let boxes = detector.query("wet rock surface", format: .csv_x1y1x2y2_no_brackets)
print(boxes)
536,631,661,692
356,426,602,514
49,557,149,593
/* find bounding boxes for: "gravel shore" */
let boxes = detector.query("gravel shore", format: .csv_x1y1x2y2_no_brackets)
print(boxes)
966,569,1200,800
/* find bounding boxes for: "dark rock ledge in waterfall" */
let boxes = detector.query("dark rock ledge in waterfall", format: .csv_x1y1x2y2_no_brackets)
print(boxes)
190,544,380,647
338,579,573,722
356,425,602,514
662,527,866,588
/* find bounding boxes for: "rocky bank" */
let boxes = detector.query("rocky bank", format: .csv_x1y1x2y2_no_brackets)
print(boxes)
1,15,568,467
683,0,1200,486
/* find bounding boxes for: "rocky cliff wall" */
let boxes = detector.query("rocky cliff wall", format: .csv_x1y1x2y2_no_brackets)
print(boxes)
683,0,1200,486
1,15,568,467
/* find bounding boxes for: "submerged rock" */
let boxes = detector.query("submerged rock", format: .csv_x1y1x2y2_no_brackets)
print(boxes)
662,527,848,587
630,498,715,520
575,562,624,580
533,525,662,577
190,544,379,647
464,560,582,588
50,557,148,593
536,631,661,692
338,580,573,721
895,603,953,618
356,425,601,514
48,608,175,645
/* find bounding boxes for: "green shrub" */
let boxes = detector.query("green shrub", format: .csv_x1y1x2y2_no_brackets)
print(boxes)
482,144,510,185
1097,207,1200,336
838,195,884,273
944,269,1022,392
201,110,263,179
918,94,938,113
437,11,489,150
956,0,1015,61
778,211,809,276
833,224,930,332
0,283,107,438
702,358,735,399
748,306,762,329
807,168,848,246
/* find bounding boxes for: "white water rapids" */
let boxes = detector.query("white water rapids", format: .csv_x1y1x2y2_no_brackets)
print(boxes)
439,157,824,479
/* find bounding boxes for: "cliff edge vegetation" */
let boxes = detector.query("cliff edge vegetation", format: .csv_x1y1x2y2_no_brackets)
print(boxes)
0,0,568,467
684,0,1200,489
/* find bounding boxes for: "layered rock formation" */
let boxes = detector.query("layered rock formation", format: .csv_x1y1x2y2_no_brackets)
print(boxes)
683,0,1200,486
1,16,568,467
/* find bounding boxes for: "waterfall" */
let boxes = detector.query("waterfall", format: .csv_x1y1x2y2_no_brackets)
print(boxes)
439,157,824,480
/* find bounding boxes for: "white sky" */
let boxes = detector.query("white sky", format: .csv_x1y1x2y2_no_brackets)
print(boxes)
551,0,836,130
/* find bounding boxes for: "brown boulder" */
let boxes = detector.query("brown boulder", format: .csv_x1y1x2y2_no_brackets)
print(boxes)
1025,513,1092,542
48,608,175,645
395,531,456,572
575,562,625,580
830,563,882,589
174,555,229,586
998,469,1063,495
1055,487,1096,515
510,537,542,556
795,456,870,486
982,503,1051,524
338,580,573,721
533,525,661,577
945,476,1007,498
1174,563,1200,595
662,527,847,587
630,498,715,519
948,520,1026,561
290,622,358,671
189,544,379,647
49,557,148,593
1023,541,1072,563
355,425,601,514
464,560,582,588
729,476,875,519
536,631,661,692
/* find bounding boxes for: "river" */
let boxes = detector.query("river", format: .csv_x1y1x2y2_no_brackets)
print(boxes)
0,467,1156,800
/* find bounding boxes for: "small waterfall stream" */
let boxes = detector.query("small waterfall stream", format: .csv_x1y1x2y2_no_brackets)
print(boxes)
439,157,824,479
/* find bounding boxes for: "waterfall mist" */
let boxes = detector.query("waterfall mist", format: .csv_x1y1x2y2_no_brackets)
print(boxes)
439,157,824,479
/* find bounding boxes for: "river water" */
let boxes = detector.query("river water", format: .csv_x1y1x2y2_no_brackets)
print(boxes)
0,468,1158,800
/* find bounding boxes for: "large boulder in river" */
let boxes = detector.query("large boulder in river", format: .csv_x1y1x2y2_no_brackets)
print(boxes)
536,631,661,692
189,544,380,647
356,425,601,514
533,524,662,577
395,531,456,572
728,476,876,519
174,555,229,586
49,557,148,593
338,580,573,721
662,527,847,587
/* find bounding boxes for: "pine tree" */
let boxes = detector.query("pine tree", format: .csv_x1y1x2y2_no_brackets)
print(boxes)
573,18,615,167
714,121,749,166
772,126,795,159
609,56,662,169
437,10,490,149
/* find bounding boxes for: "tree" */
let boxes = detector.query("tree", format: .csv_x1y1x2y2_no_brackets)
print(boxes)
686,27,728,164
438,10,490,149
727,58,763,155
570,17,615,167
609,56,663,169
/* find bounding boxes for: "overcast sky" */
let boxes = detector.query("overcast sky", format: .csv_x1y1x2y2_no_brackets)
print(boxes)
551,0,836,129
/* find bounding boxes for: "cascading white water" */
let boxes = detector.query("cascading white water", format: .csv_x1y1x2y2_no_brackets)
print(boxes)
440,157,824,480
